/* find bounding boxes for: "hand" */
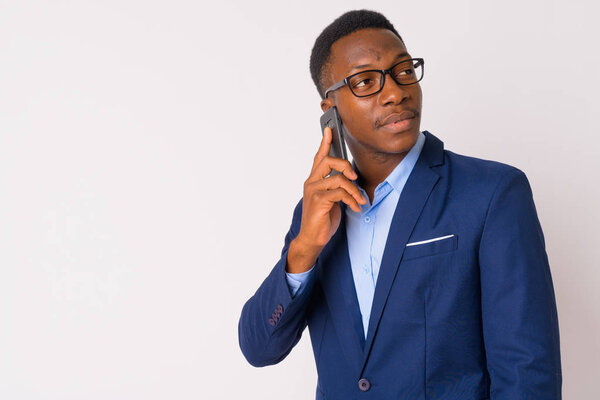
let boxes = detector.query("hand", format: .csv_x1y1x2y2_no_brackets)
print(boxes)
286,127,367,273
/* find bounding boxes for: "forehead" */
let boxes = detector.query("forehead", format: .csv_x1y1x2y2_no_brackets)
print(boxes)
329,28,408,77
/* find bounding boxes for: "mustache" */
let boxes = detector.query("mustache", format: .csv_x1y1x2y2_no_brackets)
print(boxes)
375,109,419,128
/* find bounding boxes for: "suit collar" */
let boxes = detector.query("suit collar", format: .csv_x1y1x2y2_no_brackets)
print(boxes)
420,130,445,168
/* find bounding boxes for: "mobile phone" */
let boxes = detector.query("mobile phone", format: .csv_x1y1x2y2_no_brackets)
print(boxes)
319,106,349,176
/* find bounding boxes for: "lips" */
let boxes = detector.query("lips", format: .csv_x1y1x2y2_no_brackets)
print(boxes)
379,110,416,127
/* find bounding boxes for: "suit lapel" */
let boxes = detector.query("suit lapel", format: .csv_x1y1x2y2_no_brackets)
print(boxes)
319,208,365,377
360,131,445,369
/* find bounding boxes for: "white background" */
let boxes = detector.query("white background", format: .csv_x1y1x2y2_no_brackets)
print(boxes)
1,1,598,399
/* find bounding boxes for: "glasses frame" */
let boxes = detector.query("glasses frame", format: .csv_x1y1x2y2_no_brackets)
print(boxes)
324,57,425,98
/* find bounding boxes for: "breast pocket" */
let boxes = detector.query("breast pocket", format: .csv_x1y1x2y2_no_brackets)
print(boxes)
403,234,458,261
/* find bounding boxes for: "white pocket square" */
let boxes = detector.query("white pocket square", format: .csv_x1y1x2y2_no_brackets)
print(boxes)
406,234,455,247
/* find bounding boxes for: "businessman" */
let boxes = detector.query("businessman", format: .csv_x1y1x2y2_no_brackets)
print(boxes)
239,9,562,399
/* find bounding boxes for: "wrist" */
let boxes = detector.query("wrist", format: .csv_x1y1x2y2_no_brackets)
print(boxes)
286,236,322,274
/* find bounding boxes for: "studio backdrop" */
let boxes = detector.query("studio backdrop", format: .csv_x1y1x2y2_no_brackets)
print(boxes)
0,0,598,399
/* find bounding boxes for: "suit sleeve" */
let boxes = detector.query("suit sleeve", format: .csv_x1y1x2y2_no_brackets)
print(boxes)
479,168,562,399
238,197,317,367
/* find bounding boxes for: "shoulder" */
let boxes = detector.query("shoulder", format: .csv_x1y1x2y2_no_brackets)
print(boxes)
442,149,529,191
434,149,535,218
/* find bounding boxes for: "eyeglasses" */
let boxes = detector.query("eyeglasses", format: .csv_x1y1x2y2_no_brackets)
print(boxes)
324,57,424,98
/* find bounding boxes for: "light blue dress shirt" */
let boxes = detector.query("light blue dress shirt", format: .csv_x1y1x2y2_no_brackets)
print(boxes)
286,131,426,338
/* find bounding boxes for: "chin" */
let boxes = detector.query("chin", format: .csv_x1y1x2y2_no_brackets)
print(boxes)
388,129,420,152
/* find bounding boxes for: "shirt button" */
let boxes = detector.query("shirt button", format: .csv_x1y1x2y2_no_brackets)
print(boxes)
364,216,371,223
358,378,371,391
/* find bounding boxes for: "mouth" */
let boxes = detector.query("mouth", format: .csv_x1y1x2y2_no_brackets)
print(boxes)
378,110,417,133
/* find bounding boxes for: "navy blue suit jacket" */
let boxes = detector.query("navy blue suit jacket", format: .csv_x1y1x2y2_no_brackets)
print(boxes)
239,131,562,399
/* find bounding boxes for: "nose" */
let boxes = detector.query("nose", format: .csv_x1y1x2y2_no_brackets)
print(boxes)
377,72,409,105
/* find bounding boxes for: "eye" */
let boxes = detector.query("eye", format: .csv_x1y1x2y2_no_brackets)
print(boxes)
349,71,380,91
354,78,371,87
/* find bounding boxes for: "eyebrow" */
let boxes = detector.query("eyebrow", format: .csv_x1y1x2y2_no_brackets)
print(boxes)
347,52,410,73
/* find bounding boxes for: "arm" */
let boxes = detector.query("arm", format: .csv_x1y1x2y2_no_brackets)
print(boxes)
238,126,366,367
479,168,562,399
238,198,317,367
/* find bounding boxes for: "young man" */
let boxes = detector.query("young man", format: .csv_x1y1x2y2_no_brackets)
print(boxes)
239,9,562,400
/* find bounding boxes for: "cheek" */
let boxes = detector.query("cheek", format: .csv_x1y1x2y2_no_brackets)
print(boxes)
339,102,373,134
413,86,423,106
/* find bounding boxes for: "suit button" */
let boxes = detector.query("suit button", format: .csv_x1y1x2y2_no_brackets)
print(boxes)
358,378,370,392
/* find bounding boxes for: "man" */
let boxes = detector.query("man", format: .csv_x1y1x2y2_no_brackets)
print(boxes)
238,9,562,400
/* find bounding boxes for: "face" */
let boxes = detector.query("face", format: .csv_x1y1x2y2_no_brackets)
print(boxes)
320,28,423,162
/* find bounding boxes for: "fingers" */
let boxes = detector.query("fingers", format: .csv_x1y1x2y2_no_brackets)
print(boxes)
311,127,355,182
314,126,332,164
307,174,367,212
308,154,357,184
316,187,364,213
307,126,368,214
312,126,332,172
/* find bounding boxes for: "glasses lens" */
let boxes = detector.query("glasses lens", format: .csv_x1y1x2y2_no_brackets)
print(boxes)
346,59,424,97
348,70,383,96
391,59,423,84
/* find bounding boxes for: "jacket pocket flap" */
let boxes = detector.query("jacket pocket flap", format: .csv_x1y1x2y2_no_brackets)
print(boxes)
403,234,458,260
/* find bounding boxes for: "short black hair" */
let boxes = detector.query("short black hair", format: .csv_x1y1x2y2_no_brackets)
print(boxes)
309,9,403,99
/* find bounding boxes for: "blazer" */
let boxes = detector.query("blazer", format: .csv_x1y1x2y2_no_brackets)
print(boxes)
238,130,562,400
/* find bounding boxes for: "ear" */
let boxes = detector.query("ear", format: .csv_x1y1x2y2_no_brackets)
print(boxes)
320,97,334,113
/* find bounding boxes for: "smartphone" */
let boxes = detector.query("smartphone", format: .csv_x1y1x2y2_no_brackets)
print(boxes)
319,106,349,176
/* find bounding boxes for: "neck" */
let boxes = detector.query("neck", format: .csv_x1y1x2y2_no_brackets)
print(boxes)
354,151,408,202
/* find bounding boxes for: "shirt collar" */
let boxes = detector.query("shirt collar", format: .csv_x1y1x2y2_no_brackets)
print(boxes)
351,131,427,193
